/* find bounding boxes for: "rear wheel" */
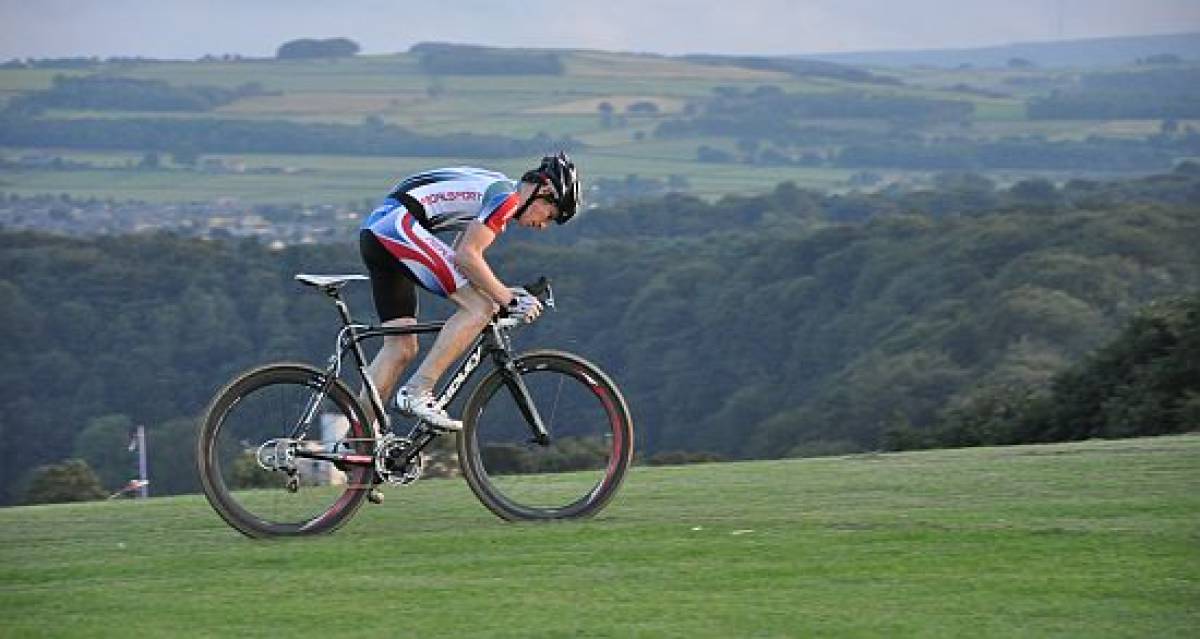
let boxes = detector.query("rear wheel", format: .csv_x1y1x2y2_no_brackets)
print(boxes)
458,351,634,521
197,363,374,538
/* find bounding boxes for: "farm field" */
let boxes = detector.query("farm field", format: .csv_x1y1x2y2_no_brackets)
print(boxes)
0,145,866,204
4,48,1187,206
2,435,1197,637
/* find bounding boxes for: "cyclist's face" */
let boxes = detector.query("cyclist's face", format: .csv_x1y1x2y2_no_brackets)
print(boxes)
519,191,558,230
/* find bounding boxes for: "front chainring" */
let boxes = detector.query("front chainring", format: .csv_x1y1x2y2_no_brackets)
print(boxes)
374,434,423,485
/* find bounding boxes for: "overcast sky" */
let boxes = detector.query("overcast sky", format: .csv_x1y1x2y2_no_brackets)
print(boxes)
1,0,1197,60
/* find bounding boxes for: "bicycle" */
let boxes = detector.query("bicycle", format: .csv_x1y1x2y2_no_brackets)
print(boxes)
196,273,634,538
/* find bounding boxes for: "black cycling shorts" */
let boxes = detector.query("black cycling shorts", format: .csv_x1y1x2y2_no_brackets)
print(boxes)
359,229,418,321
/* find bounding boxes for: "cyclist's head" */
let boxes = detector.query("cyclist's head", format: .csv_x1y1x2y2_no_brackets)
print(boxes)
521,152,581,225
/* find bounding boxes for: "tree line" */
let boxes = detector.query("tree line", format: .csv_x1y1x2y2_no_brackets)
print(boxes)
691,133,1198,172
411,42,565,75
654,85,975,139
653,83,1200,172
832,134,1199,172
276,38,359,60
1028,67,1200,120
3,75,271,115
0,114,578,159
2,170,1198,504
682,55,901,85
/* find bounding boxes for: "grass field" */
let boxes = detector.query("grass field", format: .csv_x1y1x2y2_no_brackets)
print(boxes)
2,435,1197,637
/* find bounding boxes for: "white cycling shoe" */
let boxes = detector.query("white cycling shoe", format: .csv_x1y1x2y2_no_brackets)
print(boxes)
395,387,462,432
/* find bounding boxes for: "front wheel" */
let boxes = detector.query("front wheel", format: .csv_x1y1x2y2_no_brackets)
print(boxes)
458,350,634,521
196,363,375,538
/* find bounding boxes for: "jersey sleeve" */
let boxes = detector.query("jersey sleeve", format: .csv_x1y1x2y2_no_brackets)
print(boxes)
476,181,519,234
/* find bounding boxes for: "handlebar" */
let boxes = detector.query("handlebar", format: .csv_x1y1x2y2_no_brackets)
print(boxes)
524,277,555,309
496,276,555,323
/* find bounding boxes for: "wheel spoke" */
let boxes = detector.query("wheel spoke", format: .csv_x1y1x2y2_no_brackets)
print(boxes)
459,353,632,520
198,365,371,537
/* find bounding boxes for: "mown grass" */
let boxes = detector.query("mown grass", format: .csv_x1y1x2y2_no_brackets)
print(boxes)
1,435,1197,637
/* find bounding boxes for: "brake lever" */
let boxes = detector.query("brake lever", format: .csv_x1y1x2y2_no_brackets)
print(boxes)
525,277,555,310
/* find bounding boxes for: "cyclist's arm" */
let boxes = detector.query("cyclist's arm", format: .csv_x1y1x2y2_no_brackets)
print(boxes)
454,220,513,305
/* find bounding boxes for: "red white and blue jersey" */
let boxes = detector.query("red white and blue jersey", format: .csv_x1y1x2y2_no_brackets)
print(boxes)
363,167,521,235
359,167,521,297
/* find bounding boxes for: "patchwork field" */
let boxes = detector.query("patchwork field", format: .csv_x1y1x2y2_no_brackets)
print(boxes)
6,47,1175,205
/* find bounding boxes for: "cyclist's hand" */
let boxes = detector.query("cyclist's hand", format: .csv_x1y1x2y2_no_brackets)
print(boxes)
506,287,543,323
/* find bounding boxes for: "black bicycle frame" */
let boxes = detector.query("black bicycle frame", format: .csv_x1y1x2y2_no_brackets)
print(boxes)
297,284,551,471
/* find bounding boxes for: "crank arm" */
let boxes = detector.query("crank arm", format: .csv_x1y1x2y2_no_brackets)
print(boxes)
295,450,375,469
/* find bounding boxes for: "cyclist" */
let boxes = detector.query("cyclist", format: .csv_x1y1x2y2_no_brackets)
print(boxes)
358,152,581,431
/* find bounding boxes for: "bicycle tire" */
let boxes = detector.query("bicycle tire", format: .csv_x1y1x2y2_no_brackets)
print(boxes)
457,350,634,521
197,363,374,538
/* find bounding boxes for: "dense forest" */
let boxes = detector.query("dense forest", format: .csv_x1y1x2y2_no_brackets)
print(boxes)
924,294,1200,449
2,169,1198,504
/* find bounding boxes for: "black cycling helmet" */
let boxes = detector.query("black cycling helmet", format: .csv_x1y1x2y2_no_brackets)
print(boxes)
521,152,581,224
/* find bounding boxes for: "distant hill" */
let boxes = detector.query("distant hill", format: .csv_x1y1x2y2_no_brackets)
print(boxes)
801,32,1200,69
3,38,1199,206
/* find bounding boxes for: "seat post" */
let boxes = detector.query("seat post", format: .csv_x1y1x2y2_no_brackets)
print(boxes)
327,288,353,326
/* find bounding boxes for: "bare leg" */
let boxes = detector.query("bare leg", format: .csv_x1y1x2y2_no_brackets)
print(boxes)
404,286,497,394
359,317,419,427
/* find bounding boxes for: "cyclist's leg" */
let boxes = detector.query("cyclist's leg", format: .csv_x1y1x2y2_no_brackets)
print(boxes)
359,229,421,424
405,285,497,394
362,318,417,421
361,210,481,402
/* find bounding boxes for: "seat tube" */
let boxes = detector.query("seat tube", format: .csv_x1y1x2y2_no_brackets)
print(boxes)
330,293,386,429
330,295,370,370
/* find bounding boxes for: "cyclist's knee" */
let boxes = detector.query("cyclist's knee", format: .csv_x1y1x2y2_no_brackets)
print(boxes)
381,319,419,362
457,305,492,329
452,286,497,324
385,334,418,362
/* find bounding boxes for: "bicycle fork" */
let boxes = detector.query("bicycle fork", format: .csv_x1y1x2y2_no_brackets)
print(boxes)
497,355,551,446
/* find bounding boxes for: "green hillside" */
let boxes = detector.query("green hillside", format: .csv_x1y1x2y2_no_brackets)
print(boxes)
3,435,1197,637
0,49,888,200
2,44,1198,205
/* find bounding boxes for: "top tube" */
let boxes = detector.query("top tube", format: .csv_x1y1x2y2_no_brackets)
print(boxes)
355,323,447,340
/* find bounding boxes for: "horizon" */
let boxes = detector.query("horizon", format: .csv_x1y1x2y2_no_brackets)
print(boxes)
2,29,1199,63
1,0,1198,60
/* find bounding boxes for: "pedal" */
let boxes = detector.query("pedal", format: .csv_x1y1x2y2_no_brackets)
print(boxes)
417,421,461,436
